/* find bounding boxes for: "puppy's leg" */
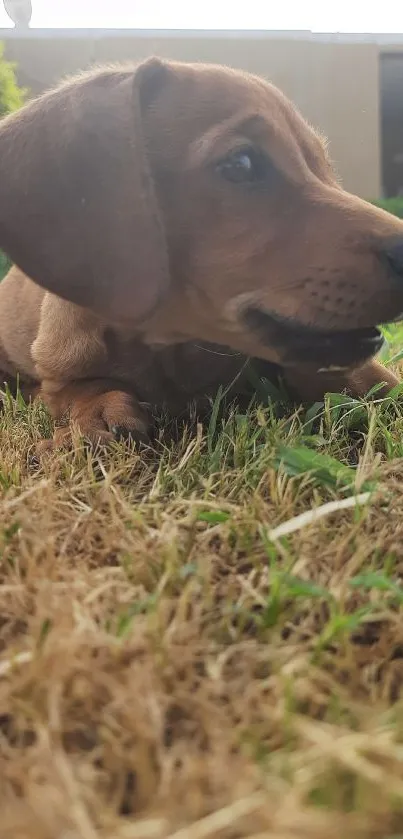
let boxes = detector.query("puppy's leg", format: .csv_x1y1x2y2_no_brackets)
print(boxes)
39,379,150,451
30,295,150,450
282,359,400,402
0,333,38,404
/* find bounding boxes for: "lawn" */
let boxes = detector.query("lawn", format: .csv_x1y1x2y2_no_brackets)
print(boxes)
2,262,403,836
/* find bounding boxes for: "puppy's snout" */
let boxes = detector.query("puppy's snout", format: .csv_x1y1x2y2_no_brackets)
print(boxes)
382,238,403,281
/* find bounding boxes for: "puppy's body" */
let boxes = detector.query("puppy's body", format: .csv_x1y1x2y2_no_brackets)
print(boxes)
0,266,396,445
0,267,260,432
0,58,402,445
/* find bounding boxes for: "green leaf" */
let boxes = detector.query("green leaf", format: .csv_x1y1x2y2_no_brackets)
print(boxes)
283,575,334,601
116,594,158,637
349,572,403,602
196,509,230,524
274,444,355,490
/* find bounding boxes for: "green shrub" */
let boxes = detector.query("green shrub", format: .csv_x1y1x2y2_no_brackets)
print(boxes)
0,250,10,280
0,42,26,118
0,43,26,279
372,196,403,219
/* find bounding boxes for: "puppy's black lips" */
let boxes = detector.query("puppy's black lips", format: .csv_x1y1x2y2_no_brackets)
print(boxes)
243,306,384,366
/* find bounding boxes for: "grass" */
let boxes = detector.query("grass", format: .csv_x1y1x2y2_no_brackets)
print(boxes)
2,213,403,834
1,327,403,837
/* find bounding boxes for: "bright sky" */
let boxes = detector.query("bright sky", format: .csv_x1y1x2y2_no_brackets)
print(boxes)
0,0,402,33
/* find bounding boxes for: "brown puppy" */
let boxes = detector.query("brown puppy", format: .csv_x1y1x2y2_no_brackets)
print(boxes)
0,56,402,446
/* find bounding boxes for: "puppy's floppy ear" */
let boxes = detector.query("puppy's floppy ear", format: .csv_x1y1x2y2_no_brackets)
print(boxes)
0,57,171,322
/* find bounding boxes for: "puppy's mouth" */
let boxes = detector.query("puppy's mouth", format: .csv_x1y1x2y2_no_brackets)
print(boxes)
242,306,384,367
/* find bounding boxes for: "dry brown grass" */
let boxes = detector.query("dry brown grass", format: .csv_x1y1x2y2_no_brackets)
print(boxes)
2,380,403,838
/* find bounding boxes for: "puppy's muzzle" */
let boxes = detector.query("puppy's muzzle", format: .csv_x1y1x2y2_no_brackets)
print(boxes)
242,235,403,368
242,307,384,368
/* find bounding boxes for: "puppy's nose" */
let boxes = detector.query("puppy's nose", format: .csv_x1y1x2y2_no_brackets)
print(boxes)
384,239,403,280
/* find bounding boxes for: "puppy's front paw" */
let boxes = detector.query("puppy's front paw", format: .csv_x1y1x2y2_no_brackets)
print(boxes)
37,388,150,454
97,390,150,446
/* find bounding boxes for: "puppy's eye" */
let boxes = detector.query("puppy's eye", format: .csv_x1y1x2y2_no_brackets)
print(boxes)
216,148,267,184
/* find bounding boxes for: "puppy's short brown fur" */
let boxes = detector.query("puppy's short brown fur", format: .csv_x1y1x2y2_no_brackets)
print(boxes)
0,57,402,446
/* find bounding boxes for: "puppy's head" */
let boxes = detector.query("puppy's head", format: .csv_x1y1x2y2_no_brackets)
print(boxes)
1,57,403,371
